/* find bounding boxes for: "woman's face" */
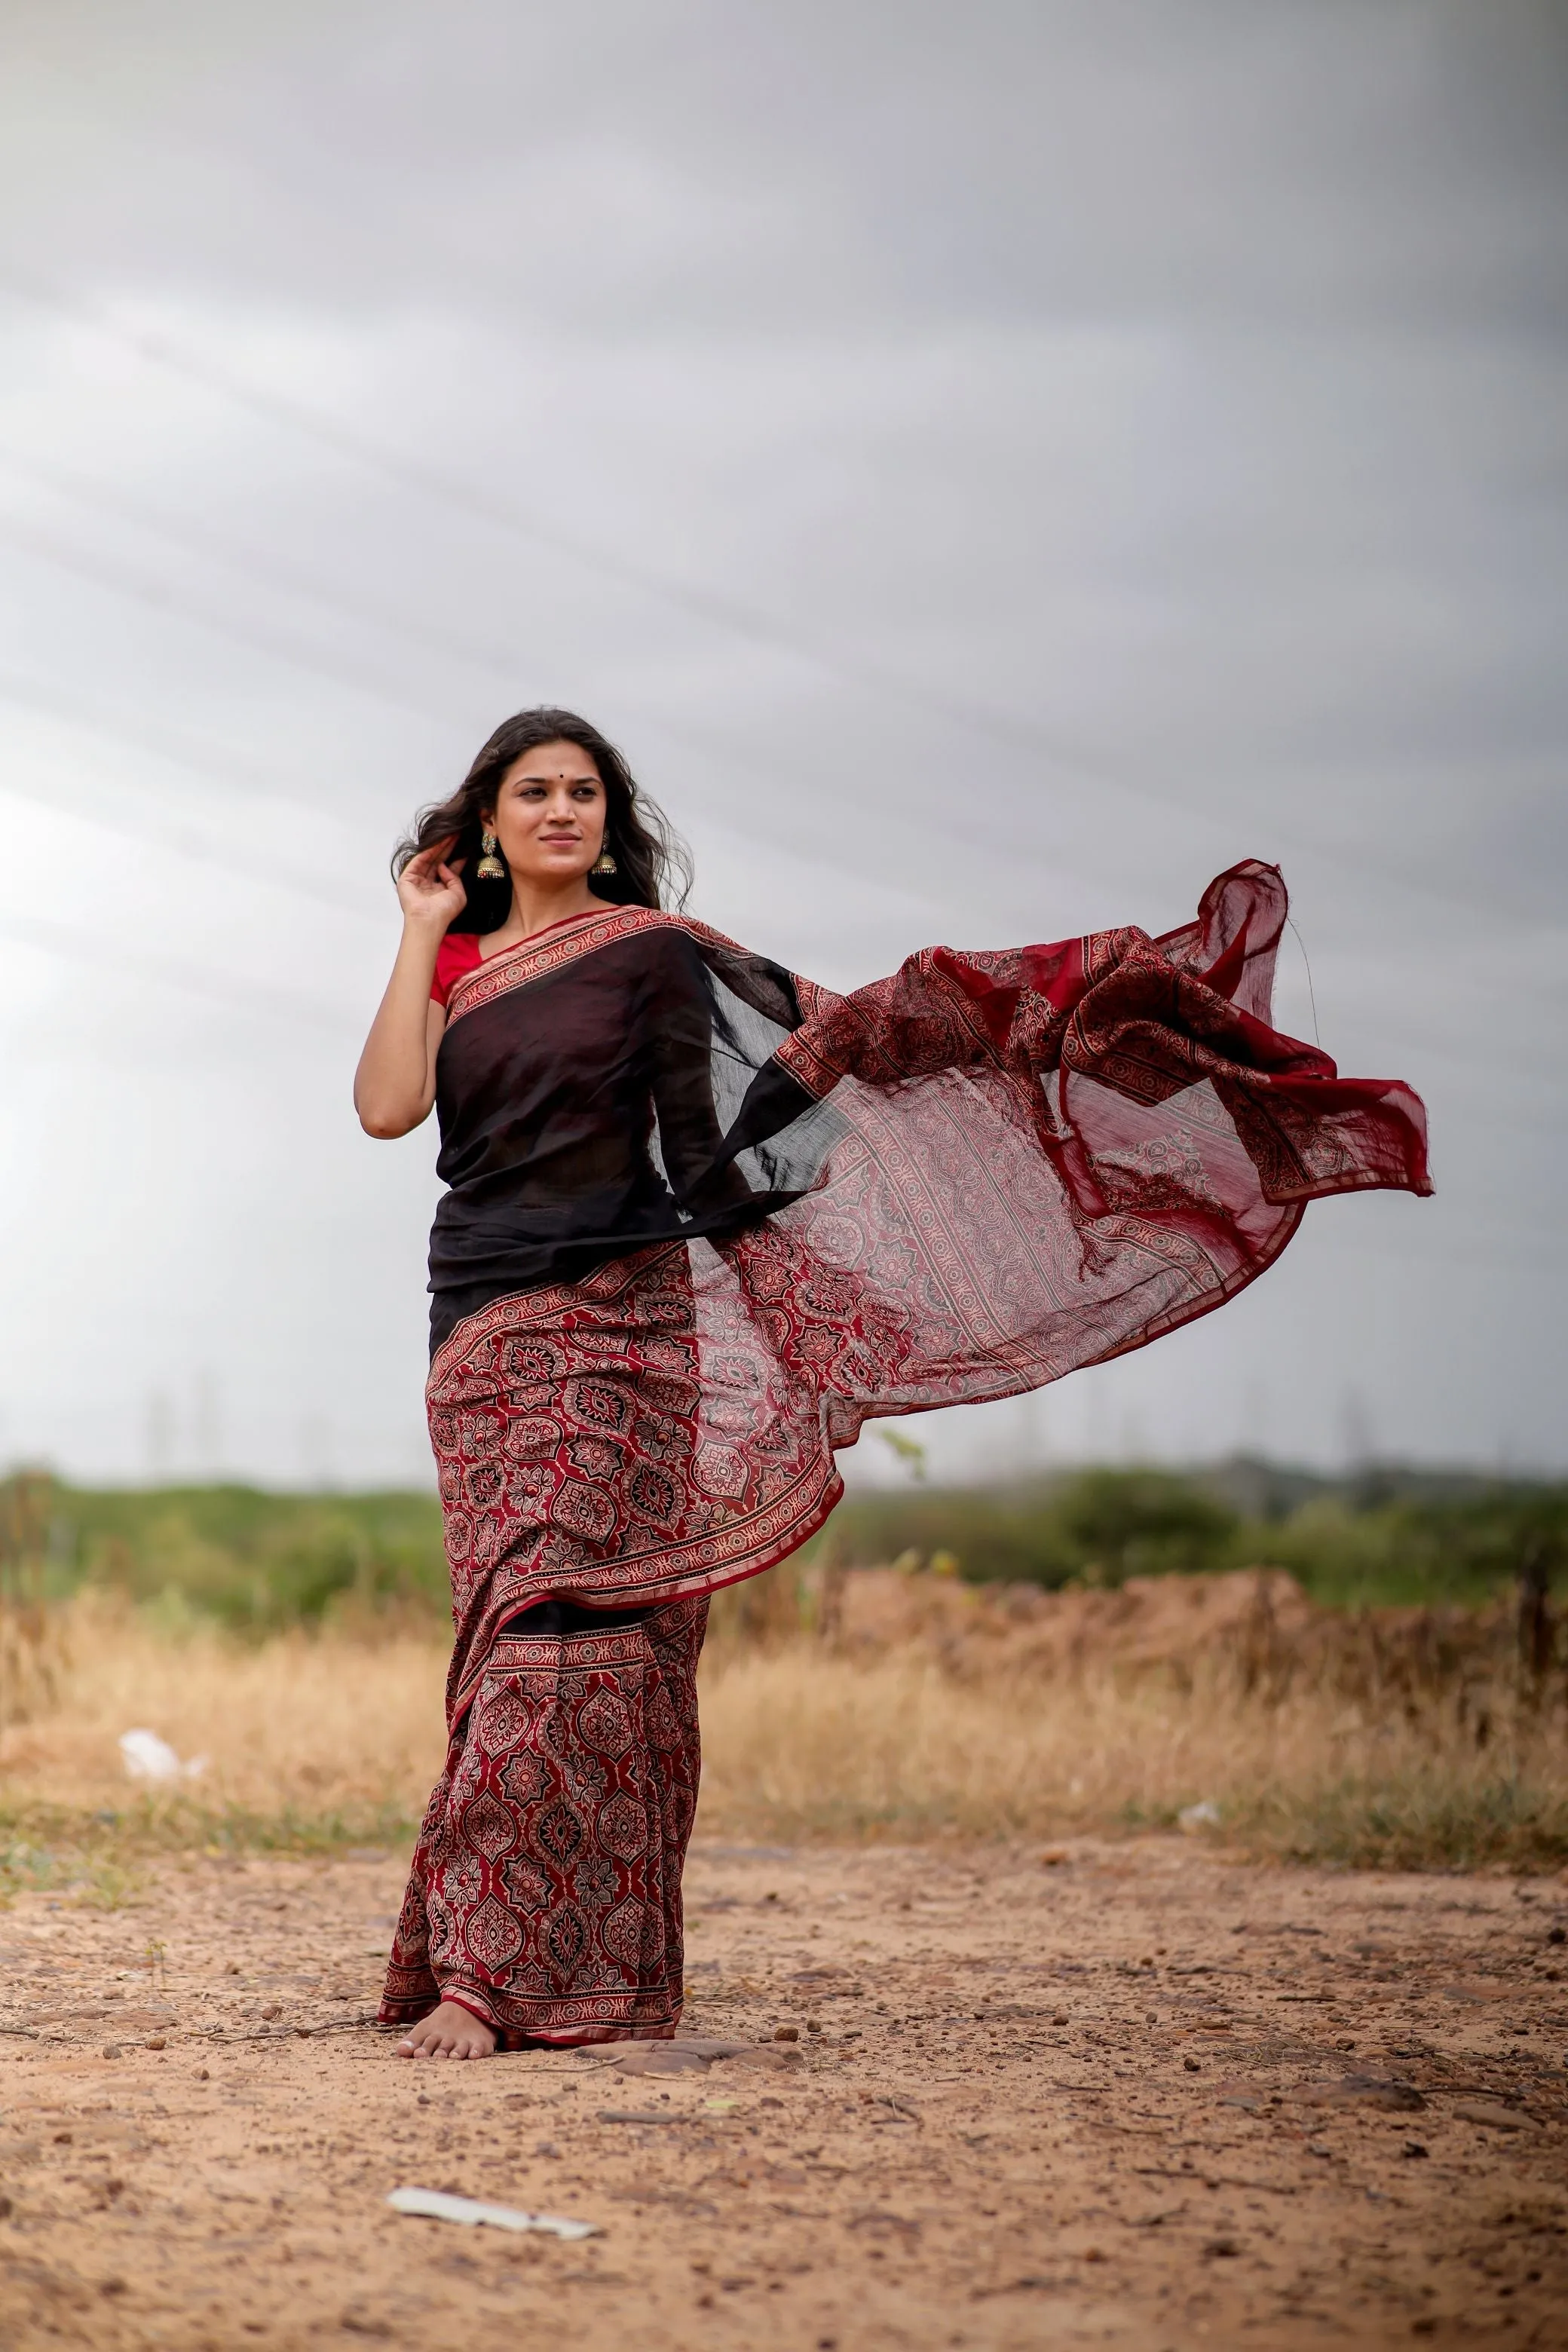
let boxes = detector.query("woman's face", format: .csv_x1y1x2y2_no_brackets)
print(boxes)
486,741,608,888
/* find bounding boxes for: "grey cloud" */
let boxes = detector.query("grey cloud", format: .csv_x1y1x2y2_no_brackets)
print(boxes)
0,0,1561,1482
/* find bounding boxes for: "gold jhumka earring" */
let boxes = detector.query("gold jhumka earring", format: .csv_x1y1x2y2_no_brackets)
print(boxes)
476,828,507,880
590,844,617,874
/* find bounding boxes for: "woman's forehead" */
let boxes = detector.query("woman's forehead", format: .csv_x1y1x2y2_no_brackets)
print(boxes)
502,743,602,783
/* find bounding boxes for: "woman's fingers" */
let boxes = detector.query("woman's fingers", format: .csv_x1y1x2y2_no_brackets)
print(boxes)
397,838,467,915
405,836,459,883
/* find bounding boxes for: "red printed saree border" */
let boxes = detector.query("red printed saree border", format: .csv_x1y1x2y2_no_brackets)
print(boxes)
442,905,773,1029
427,1242,848,1622
773,948,1055,1102
427,1236,684,1389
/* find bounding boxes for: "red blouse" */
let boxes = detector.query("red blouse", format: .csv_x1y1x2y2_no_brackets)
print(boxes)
430,930,482,1009
430,915,611,1010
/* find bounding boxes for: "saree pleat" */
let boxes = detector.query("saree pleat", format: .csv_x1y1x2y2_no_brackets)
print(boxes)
380,1596,706,2046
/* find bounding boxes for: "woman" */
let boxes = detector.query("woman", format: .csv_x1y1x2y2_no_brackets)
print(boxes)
356,707,1430,2060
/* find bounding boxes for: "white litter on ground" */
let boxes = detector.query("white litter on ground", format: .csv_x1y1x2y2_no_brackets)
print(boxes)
1178,1799,1222,1830
386,2186,599,2239
118,1729,208,1782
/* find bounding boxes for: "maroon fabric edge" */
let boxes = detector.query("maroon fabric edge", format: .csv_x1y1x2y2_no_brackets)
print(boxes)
442,906,765,1029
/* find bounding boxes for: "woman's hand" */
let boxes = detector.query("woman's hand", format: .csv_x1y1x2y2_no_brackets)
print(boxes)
397,837,467,930
357,838,466,1138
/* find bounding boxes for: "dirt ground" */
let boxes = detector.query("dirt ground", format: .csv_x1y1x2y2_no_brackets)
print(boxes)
1,1838,1566,2351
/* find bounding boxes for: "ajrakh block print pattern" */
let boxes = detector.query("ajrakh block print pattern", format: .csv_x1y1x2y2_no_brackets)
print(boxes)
380,1597,706,2047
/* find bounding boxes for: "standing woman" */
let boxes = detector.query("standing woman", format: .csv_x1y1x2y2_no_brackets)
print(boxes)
357,707,1430,2059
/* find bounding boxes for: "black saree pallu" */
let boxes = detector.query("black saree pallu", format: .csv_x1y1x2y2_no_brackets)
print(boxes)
381,862,1430,2043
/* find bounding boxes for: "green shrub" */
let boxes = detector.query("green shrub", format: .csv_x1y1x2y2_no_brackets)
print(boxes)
10,1459,1566,1631
1051,1468,1238,1586
15,1478,449,1635
814,1462,1568,1611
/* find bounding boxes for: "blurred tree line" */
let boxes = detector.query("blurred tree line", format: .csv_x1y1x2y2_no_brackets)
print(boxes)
13,1480,449,1635
1,1459,1562,1634
812,1459,1568,1612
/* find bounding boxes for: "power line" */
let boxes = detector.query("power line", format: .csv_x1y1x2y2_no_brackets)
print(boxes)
7,441,1566,1013
7,267,1058,755
0,472,1016,917
0,297,1557,1092
0,722,376,920
0,505,884,912
0,773,366,920
0,906,363,1030
0,528,1551,1098
0,505,456,727
0,264,1545,933
0,642,1556,1098
1,891,1554,1277
0,664,340,825
0,443,544,700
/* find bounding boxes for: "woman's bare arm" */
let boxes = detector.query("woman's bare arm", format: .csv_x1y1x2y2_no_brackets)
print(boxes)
354,841,464,1138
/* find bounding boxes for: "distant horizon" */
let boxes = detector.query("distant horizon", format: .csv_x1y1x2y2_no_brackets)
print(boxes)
10,1444,1565,1505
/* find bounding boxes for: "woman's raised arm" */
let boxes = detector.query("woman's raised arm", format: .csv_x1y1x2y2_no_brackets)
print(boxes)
354,840,464,1138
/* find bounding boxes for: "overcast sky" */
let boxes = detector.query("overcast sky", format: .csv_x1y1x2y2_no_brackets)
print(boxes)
0,0,1563,1490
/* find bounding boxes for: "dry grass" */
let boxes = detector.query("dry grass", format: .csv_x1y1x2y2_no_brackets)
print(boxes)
0,1468,63,1730
0,1597,446,1899
697,1645,1568,1868
0,1579,1564,1899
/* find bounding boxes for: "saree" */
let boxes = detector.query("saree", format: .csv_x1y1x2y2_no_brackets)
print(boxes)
381,860,1429,2044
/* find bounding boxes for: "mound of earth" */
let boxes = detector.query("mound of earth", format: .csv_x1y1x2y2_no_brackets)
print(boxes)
831,1566,1525,1704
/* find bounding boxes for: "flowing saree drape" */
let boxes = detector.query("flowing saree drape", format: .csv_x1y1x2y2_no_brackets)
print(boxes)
381,861,1430,2043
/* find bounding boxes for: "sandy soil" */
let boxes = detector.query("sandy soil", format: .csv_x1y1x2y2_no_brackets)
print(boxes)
1,1838,1565,2350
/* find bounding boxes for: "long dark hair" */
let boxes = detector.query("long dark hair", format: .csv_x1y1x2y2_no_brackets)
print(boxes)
394,708,691,930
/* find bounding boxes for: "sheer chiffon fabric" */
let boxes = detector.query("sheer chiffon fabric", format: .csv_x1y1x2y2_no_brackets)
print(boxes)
421,862,1429,1732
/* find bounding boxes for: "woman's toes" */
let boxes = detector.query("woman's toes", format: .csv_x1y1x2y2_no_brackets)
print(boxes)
394,2004,495,2060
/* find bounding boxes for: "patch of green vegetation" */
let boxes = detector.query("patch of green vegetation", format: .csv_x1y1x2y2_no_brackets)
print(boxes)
168,1797,421,1857
10,1460,1566,1632
0,1813,145,1909
1118,1798,1185,1832
1228,1774,1568,1874
813,1461,1568,1612
1239,1490,1567,1612
0,1841,84,1905
0,1796,421,1908
20,1477,449,1635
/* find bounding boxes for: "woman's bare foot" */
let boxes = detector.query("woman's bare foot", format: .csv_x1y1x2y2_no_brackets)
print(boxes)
397,2001,498,2060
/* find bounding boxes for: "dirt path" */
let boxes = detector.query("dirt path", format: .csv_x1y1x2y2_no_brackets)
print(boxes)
1,1838,1565,2349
